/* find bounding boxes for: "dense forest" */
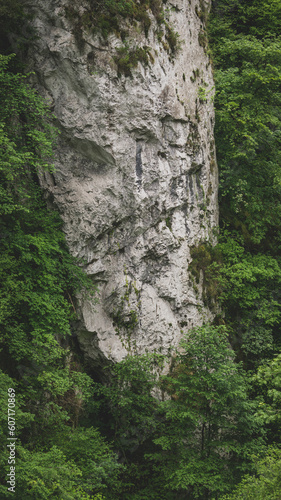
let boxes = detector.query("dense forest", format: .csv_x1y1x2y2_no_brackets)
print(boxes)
1,0,281,498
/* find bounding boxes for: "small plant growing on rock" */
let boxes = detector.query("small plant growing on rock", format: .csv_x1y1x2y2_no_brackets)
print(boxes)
113,43,154,76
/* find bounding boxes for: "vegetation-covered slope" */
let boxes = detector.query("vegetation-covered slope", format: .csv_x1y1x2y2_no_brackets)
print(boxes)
0,5,121,499
208,0,281,366
1,0,281,499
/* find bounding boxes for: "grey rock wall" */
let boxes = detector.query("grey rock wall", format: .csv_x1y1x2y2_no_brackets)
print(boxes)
25,0,218,365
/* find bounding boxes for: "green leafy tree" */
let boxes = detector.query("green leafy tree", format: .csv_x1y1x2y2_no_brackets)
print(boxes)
148,326,264,499
221,447,281,500
211,235,281,363
209,26,281,251
0,46,112,500
94,328,264,499
93,353,166,499
0,54,97,368
97,353,163,455
250,352,281,444
55,427,123,497
12,445,82,500
207,0,281,366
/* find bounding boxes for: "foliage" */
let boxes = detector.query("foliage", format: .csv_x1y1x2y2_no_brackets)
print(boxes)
12,445,82,500
54,427,123,496
214,42,281,250
97,353,164,453
90,353,166,499
92,328,264,499
221,447,281,500
0,54,96,367
0,0,26,52
205,2,281,493
252,352,281,436
209,234,281,363
0,50,113,499
2,440,118,500
0,373,121,499
209,1,281,253
147,325,263,499
65,0,161,41
65,0,180,77
2,1,281,499
113,43,154,76
206,0,281,369
189,241,223,310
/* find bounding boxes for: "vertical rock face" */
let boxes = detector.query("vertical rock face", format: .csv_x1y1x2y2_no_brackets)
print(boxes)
25,0,218,365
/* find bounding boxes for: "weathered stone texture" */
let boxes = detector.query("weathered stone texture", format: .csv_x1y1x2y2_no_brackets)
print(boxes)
25,0,218,364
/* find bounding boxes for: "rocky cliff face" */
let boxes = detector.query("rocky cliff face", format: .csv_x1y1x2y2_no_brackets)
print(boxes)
25,0,218,365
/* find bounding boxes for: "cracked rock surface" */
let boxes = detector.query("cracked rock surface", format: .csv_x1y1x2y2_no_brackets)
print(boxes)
25,0,218,364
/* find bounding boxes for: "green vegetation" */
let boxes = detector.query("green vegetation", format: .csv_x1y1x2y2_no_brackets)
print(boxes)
1,0,281,499
89,326,265,498
113,44,154,76
207,0,281,365
112,272,140,352
65,0,163,41
0,31,120,500
65,0,181,74
149,326,263,498
186,1,281,495
221,448,281,500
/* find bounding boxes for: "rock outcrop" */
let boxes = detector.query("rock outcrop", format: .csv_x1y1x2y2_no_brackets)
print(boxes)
25,0,218,365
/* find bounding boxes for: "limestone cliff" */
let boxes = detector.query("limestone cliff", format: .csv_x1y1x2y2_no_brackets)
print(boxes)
24,0,218,365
